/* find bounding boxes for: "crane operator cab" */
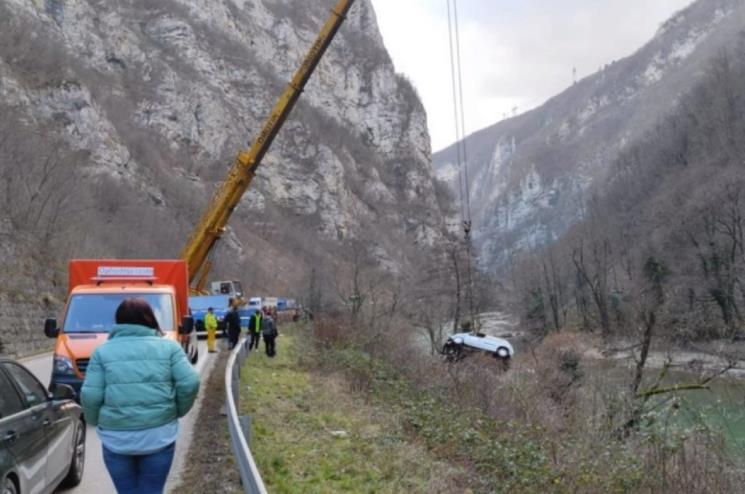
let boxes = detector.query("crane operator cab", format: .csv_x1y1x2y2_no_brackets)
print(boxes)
210,280,244,301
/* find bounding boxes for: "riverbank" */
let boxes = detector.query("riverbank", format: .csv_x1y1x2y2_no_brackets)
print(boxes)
475,311,745,379
575,334,745,378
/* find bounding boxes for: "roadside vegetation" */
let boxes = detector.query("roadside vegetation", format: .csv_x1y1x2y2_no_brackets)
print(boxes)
235,310,745,493
241,323,468,493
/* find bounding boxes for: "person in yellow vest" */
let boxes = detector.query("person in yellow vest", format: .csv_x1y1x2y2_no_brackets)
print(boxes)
204,307,218,353
246,310,262,351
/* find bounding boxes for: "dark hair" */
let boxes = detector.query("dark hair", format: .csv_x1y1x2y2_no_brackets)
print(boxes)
115,298,161,331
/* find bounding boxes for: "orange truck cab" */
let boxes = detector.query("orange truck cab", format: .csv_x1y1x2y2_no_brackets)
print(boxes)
44,260,199,395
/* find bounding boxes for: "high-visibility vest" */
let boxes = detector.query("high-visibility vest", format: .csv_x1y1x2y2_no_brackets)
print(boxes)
251,313,262,333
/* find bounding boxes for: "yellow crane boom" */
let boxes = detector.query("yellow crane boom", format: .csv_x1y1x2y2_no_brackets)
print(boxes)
180,0,356,288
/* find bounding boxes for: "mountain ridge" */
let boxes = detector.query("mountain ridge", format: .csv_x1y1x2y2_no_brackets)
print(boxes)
433,0,745,271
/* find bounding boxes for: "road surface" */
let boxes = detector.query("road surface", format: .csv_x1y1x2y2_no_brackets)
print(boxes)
22,341,214,494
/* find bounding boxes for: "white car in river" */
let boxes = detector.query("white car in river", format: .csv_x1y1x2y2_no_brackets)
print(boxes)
443,332,514,367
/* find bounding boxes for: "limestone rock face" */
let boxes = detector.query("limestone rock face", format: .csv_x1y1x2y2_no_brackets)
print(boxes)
434,0,744,272
0,0,448,299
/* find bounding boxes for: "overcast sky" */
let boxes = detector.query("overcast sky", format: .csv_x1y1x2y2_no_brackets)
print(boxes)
369,0,694,152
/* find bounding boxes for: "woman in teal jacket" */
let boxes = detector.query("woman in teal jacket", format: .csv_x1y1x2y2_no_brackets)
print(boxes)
81,298,200,494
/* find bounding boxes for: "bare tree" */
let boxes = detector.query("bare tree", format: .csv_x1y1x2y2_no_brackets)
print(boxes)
0,109,90,263
541,245,568,332
572,237,612,335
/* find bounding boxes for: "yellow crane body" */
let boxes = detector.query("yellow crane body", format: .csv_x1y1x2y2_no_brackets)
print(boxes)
179,0,356,288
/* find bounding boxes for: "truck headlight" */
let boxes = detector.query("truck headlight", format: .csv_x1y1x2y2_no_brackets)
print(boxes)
53,355,75,375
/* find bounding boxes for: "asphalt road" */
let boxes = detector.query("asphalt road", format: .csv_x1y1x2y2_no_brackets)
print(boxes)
22,340,214,494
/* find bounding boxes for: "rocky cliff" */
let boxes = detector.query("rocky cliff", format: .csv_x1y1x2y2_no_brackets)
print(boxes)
0,0,449,354
434,0,745,272
0,0,446,297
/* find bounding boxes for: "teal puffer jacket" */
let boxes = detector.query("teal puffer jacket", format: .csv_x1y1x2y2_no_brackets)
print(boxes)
81,324,200,430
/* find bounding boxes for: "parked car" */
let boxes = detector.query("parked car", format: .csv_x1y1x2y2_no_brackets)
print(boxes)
0,358,85,493
443,332,514,368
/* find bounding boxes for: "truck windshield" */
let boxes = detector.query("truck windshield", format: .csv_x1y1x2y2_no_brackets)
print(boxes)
63,294,175,333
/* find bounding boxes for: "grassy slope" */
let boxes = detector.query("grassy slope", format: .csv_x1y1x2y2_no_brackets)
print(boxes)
240,325,466,493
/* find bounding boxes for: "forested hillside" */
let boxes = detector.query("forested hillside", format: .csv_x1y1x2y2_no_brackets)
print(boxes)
512,42,745,341
434,0,745,274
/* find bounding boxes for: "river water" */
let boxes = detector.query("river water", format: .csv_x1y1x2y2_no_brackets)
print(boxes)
662,373,745,453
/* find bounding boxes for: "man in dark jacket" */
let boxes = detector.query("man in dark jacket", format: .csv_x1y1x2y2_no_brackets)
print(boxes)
225,298,242,350
261,314,278,357
246,310,262,351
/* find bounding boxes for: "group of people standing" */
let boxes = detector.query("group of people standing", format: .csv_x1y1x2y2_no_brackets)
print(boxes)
203,300,279,357
246,306,278,356
213,300,279,357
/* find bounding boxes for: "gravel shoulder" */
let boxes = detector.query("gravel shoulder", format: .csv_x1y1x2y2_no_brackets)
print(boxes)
168,345,242,494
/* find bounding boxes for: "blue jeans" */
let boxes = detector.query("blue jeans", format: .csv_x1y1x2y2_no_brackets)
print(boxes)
102,442,175,494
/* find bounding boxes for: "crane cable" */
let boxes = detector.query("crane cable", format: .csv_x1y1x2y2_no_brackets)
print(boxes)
446,0,475,329
447,0,466,225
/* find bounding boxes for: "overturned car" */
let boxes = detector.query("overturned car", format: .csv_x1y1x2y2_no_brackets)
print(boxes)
443,332,514,367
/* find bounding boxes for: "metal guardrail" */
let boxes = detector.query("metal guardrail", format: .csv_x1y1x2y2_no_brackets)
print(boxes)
225,337,268,494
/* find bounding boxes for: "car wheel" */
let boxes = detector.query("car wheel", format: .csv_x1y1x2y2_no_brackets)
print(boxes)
60,418,86,488
494,348,511,371
2,477,17,494
443,342,463,362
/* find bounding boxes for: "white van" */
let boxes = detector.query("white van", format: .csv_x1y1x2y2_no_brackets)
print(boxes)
248,297,262,311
